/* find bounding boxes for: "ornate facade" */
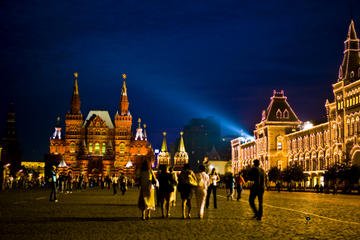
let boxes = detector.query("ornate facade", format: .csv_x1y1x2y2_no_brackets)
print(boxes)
231,21,360,186
49,74,154,177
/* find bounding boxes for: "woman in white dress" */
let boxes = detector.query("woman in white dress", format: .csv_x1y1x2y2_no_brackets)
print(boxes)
195,165,210,219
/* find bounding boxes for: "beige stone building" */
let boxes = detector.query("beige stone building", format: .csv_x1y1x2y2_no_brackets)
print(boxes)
231,21,360,187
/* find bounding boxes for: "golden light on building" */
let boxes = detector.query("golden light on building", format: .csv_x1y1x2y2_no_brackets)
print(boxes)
231,20,360,187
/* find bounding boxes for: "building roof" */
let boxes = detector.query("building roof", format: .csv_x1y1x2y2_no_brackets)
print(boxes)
207,145,221,161
263,90,300,123
83,110,114,129
338,20,360,85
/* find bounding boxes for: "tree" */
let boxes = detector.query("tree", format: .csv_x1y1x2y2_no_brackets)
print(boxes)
268,166,281,183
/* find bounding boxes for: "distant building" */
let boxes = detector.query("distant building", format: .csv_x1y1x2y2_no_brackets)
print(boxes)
231,20,360,187
1,102,22,175
48,73,154,177
183,117,221,170
21,161,45,178
205,146,230,175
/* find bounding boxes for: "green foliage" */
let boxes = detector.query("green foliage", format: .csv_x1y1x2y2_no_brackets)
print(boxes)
281,165,306,183
268,167,281,183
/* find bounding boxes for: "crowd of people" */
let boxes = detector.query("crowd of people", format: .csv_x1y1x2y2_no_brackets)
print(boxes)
136,159,265,221
47,159,265,221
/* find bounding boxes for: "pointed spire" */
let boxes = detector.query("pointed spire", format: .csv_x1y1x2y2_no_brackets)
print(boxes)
143,124,148,141
178,131,186,152
70,72,81,114
119,73,130,115
338,20,360,84
161,132,168,152
138,118,141,129
348,19,358,40
121,74,127,96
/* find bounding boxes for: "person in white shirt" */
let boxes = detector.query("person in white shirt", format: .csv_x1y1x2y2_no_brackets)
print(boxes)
195,165,210,219
111,174,119,195
206,168,220,209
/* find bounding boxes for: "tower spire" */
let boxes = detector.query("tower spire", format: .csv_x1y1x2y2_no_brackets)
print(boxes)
70,72,81,114
158,131,170,166
119,73,130,115
338,20,360,84
143,124,148,141
161,132,168,152
178,131,186,152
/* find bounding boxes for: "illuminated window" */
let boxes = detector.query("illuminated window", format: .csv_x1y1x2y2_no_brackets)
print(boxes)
120,143,125,153
55,145,58,153
276,109,282,119
70,143,75,153
351,71,355,78
341,101,344,109
102,143,106,154
89,143,93,153
95,143,100,154
277,141,282,150
347,99,349,107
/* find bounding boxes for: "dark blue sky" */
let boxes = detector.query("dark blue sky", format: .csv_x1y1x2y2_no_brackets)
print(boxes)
0,1,359,161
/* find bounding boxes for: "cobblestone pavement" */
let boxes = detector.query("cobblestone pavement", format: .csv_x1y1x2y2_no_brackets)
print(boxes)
0,187,359,240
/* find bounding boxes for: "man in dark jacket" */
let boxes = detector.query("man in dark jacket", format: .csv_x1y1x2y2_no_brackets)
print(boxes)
248,159,265,220
49,166,58,202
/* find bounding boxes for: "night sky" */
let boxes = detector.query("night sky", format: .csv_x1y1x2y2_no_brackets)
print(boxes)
0,1,359,161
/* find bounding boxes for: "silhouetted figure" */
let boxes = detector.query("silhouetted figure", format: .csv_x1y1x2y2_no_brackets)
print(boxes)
119,173,127,195
235,173,245,200
248,159,265,221
178,164,197,219
49,166,58,202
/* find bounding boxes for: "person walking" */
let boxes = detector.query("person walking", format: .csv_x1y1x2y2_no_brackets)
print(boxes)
206,168,220,209
169,167,178,207
248,159,266,221
235,173,245,200
157,165,175,218
178,164,197,219
119,173,127,195
49,166,58,202
137,160,156,220
195,164,210,219
111,174,119,195
226,173,235,201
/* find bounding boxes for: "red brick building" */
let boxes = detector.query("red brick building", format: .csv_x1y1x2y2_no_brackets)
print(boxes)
49,73,154,177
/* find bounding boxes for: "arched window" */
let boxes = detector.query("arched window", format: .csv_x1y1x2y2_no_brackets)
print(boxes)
276,109,282,119
120,143,125,153
95,143,100,154
283,109,289,119
347,119,351,136
277,137,283,150
89,143,93,153
70,143,75,153
102,143,106,154
55,145,58,153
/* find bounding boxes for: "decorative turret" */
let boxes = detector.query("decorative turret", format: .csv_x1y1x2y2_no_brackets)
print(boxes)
51,116,62,140
70,72,81,114
135,118,144,141
338,20,360,85
158,132,170,165
174,131,188,167
143,124,148,141
119,73,130,116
